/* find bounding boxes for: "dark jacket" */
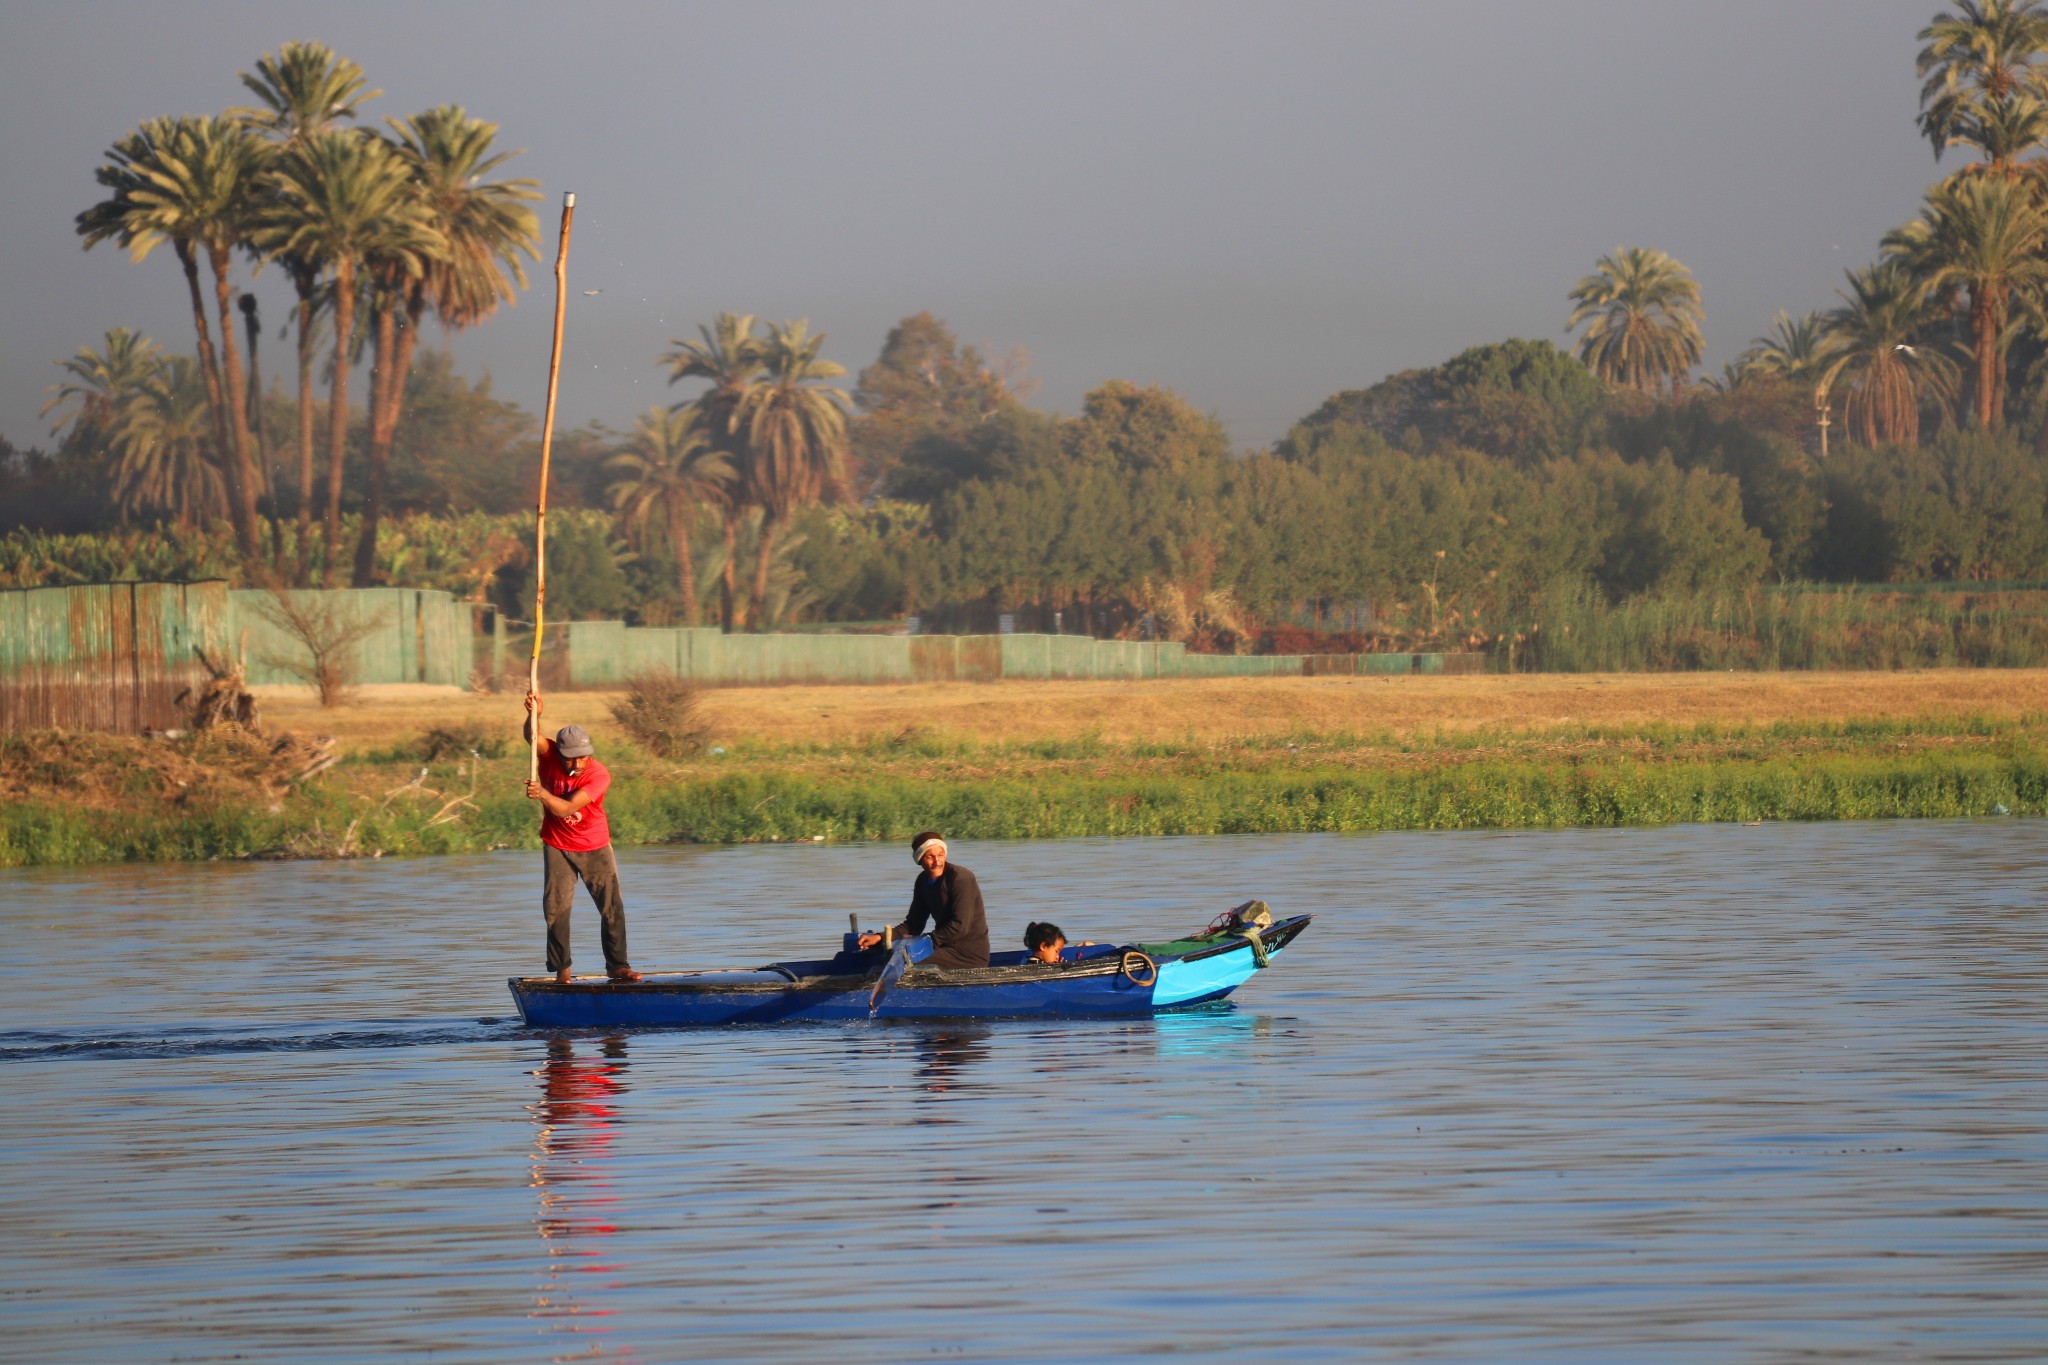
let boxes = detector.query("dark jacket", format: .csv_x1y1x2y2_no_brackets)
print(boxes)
899,864,989,970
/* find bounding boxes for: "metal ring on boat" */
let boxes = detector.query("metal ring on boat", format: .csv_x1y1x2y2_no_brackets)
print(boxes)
1118,950,1158,987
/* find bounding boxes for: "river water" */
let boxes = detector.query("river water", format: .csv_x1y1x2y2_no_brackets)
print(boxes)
1,821,2044,1363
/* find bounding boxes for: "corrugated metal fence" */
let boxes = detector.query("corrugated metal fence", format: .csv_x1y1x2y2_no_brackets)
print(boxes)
564,621,1485,687
0,581,232,735
2,582,1485,735
1,583,471,735
227,588,469,688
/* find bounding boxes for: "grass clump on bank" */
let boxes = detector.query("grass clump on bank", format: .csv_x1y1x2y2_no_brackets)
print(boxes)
0,712,2041,866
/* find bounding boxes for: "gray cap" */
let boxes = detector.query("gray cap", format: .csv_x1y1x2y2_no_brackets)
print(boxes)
554,724,595,758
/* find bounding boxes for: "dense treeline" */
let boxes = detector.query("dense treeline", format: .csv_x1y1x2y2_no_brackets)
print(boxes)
10,7,2048,664
894,335,2047,642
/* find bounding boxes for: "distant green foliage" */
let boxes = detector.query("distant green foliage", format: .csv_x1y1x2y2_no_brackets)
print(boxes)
387,351,543,514
1818,429,2048,582
785,500,927,621
1283,338,1608,465
853,311,1025,498
511,509,631,621
0,524,243,588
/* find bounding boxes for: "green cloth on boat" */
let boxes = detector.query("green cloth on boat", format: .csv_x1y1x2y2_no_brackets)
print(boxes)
1132,931,1234,959
1136,902,1277,965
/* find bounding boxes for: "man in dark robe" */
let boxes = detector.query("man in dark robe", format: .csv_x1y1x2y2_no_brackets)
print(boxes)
858,830,989,969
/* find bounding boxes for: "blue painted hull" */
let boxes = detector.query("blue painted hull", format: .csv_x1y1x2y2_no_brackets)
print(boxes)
508,915,1310,1029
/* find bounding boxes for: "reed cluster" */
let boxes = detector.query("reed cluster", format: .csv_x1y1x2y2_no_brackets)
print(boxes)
1501,583,2048,672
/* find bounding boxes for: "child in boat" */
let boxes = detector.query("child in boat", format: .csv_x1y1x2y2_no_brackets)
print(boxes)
1024,921,1095,964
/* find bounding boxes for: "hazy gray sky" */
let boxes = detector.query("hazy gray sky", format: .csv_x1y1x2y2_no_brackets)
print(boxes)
1,0,1943,452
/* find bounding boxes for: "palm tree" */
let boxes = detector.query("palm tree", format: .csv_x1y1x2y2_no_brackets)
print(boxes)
231,40,380,140
608,408,733,625
388,106,540,331
664,314,765,629
351,106,539,586
1733,310,1837,385
1565,247,1705,396
1819,262,1958,448
76,116,267,555
1917,0,2048,172
233,41,379,583
1949,88,2048,176
352,189,439,587
730,320,853,629
111,356,228,527
255,130,440,583
40,327,161,447
1884,175,2048,426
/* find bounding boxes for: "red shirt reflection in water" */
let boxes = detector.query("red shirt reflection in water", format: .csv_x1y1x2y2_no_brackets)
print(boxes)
532,1034,628,1335
540,1038,624,1132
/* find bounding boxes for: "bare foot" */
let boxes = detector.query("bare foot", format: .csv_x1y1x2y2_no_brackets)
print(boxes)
607,968,643,984
554,967,573,985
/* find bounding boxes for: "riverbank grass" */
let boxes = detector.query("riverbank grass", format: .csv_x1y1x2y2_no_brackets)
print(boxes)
2,706,2040,866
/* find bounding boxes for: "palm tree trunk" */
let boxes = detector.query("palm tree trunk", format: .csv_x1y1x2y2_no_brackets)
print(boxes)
353,303,399,587
1990,294,2008,429
720,509,739,633
1973,287,1997,428
354,296,428,587
173,241,246,550
388,297,426,432
748,511,780,632
207,244,264,560
293,285,318,585
322,256,358,587
240,293,287,577
668,493,699,626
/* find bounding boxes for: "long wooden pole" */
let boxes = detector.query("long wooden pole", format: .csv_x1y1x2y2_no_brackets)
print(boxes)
530,191,576,783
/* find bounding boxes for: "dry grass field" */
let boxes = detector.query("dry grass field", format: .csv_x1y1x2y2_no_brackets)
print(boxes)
258,669,2048,754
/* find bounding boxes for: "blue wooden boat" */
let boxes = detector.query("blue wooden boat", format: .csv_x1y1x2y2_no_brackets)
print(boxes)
507,910,1311,1029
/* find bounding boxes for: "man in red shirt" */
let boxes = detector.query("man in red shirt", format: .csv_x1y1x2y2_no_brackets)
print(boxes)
524,692,640,985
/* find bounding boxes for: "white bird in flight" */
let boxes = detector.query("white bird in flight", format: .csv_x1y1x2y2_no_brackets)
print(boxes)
583,289,602,296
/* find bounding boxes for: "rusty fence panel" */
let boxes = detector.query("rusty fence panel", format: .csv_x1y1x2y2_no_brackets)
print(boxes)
909,636,959,683
956,635,1004,682
0,581,230,736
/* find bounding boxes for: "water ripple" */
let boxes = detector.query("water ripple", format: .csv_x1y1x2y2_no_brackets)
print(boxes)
2,823,2045,1363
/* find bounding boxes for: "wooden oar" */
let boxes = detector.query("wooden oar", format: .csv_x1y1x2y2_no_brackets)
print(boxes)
529,191,576,784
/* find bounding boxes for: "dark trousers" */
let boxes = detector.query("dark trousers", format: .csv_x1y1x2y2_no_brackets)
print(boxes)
542,843,631,974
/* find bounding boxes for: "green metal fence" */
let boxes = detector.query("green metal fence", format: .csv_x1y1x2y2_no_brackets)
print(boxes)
563,621,1484,687
226,588,471,688
3,583,1488,735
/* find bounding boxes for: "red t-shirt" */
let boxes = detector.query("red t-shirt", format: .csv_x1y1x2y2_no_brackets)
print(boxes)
538,749,612,852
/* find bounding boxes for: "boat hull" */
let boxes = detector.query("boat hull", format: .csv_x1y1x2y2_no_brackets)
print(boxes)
508,916,1309,1029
